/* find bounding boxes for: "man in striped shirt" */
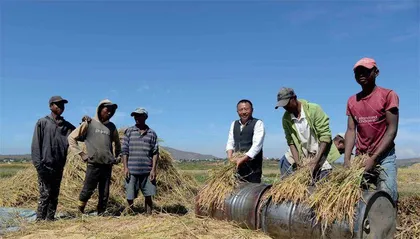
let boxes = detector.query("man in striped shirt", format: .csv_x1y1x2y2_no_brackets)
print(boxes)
121,108,159,214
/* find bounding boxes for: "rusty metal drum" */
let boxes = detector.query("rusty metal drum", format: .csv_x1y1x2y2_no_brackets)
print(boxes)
195,182,271,230
260,190,396,239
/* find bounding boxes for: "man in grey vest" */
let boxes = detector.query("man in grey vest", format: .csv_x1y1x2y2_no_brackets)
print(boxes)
68,99,121,215
31,96,76,221
226,99,265,183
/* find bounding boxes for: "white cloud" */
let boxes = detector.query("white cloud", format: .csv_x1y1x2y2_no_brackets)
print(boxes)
286,8,328,25
137,84,150,92
376,1,418,13
397,147,420,159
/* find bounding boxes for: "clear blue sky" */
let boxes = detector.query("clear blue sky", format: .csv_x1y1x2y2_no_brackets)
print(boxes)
1,1,419,159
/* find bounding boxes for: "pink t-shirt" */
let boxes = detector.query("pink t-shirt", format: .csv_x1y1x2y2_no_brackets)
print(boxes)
346,86,399,154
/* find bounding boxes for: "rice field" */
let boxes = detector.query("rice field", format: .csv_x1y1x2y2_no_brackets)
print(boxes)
0,160,419,239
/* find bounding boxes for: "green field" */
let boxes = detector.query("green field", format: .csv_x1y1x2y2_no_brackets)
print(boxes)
0,164,30,178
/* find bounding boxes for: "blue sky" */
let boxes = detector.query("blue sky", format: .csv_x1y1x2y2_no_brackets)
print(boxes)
1,1,419,159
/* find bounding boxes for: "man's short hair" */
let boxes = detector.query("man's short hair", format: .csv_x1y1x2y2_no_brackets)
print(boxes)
333,134,345,143
237,99,253,108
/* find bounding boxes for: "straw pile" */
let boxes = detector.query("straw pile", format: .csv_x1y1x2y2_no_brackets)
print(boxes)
396,194,420,239
196,152,244,212
263,157,313,204
306,154,370,234
0,129,198,214
5,213,271,239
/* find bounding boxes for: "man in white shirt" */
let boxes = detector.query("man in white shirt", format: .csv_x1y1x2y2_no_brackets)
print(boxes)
226,99,265,183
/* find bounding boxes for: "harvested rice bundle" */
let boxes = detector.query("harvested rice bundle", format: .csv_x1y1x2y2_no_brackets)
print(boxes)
306,154,370,234
196,152,244,212
264,157,313,204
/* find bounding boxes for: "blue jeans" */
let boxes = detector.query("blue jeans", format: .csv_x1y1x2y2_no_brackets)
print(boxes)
373,148,398,202
278,155,330,181
279,155,294,178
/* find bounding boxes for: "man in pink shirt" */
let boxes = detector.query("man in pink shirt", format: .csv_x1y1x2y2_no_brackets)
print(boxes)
344,57,399,203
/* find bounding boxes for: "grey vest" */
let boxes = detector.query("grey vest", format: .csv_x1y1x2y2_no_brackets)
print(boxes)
85,119,116,165
233,118,263,176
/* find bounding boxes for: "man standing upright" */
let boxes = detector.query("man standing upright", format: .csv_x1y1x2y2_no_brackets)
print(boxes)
121,108,159,215
226,99,265,183
275,88,339,180
68,99,121,215
31,96,75,221
345,57,399,203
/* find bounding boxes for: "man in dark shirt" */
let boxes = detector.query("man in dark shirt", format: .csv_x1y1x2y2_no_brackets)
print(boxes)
31,96,76,221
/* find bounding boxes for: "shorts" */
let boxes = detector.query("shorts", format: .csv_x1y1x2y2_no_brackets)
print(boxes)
125,173,157,200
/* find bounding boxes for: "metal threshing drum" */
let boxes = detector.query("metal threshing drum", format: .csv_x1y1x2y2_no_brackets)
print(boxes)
195,182,271,230
260,190,397,239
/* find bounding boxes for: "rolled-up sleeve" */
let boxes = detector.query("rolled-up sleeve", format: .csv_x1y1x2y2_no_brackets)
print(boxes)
225,121,235,152
246,120,265,159
152,132,159,155
121,128,130,156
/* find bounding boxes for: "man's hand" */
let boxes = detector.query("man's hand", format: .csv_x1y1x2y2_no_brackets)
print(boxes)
363,156,377,172
149,169,156,181
81,115,92,123
124,167,130,179
114,155,122,164
236,156,249,169
344,161,350,169
80,153,89,162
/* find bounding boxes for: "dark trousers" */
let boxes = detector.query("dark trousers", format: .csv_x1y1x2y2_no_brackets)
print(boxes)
79,163,113,213
36,168,63,220
241,172,262,183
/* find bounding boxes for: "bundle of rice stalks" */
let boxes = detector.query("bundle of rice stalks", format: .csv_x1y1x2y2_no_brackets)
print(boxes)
396,194,420,239
263,157,313,205
196,152,244,212
306,154,370,234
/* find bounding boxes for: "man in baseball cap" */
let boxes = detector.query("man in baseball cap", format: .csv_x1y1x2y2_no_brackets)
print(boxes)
130,108,148,118
275,87,296,109
31,95,75,221
122,107,159,215
49,96,68,105
275,87,341,181
344,57,400,203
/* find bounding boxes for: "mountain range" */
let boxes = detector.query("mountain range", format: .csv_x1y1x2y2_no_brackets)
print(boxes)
0,146,220,161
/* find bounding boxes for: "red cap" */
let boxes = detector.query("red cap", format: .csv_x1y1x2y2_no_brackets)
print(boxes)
353,57,377,70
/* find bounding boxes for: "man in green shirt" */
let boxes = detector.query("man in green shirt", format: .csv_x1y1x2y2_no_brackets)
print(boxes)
275,87,342,180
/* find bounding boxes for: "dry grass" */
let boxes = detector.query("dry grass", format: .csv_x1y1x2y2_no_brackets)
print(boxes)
4,213,271,239
196,152,244,212
396,163,420,239
263,157,313,205
306,155,369,235
396,194,420,239
0,135,198,215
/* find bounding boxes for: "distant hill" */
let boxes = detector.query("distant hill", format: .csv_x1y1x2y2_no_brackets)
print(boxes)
161,146,220,161
396,158,420,167
0,147,220,162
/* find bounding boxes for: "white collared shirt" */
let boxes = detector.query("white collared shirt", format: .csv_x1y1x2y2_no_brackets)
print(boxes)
226,119,265,159
285,106,331,170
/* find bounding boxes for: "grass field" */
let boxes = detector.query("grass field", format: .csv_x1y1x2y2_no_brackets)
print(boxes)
0,164,30,178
